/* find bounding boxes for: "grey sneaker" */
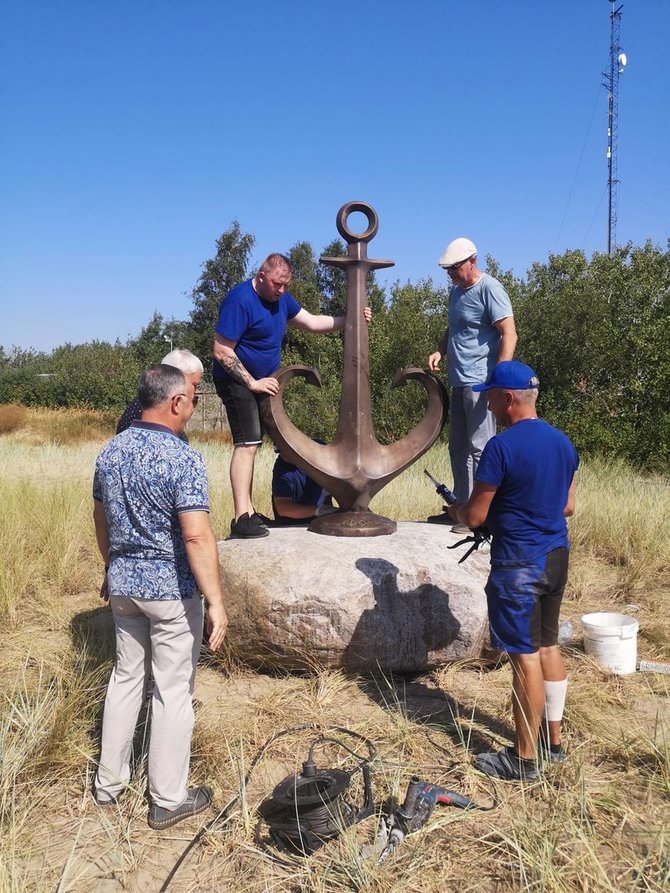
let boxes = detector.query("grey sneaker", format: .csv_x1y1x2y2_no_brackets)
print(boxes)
451,523,472,535
474,746,540,781
148,786,212,830
230,512,269,539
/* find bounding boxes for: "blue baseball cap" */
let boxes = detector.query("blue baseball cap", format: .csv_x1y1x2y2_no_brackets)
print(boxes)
472,360,540,392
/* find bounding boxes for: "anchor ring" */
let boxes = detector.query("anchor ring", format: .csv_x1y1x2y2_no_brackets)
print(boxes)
336,201,379,244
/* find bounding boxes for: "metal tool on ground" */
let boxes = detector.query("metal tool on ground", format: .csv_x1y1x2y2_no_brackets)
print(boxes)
423,469,491,563
364,775,479,863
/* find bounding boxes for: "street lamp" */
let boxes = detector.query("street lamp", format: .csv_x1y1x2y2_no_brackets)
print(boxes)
163,334,173,352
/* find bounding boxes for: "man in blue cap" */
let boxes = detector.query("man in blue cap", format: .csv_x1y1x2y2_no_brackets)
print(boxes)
447,360,579,780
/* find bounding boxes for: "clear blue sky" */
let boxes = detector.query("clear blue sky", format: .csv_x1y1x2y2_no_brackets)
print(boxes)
2,0,668,352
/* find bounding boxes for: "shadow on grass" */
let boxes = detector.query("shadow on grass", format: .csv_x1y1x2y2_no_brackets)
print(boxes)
70,604,116,671
354,670,513,757
342,558,512,756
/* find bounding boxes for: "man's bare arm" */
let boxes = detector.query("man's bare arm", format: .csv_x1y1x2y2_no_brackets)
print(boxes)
428,330,449,372
448,480,498,529
288,306,372,333
494,316,518,363
564,478,576,517
93,500,110,564
93,499,111,600
179,510,228,651
213,335,279,396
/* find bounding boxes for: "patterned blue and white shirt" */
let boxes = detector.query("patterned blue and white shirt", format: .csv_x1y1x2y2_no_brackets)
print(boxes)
93,421,210,600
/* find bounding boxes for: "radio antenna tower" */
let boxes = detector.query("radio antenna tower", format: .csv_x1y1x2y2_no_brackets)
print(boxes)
605,2,626,255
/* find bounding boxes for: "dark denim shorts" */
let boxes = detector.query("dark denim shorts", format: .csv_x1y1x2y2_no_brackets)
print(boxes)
214,377,264,445
485,547,569,654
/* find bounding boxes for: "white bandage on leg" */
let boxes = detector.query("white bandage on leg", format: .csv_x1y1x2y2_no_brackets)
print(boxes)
543,679,568,722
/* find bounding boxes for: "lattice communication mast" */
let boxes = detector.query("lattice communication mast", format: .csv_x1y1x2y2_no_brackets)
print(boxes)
605,2,626,256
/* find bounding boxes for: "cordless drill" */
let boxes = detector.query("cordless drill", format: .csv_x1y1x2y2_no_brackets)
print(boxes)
398,776,477,833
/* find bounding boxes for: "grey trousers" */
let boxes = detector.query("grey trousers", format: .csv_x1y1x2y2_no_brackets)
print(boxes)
95,594,203,809
448,386,497,502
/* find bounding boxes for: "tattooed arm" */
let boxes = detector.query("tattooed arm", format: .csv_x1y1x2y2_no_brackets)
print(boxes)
213,335,279,395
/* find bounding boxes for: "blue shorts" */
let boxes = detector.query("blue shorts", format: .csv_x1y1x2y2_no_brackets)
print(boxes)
485,547,569,654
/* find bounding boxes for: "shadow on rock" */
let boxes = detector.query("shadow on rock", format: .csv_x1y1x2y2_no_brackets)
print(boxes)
343,558,461,673
344,558,512,754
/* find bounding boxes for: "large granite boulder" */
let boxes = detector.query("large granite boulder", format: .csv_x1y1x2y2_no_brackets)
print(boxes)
218,522,491,672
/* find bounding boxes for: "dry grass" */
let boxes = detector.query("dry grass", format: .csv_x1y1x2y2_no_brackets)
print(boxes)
0,419,668,892
0,404,28,435
4,405,117,446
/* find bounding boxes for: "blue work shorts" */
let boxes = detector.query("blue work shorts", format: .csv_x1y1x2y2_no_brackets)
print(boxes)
485,547,569,654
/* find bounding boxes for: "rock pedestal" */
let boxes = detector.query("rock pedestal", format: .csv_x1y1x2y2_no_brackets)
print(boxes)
218,522,490,673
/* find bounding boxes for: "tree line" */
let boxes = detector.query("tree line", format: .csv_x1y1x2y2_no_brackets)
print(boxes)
2,224,669,471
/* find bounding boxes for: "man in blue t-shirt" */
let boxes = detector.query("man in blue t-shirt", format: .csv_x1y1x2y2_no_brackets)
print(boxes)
448,361,579,781
428,238,517,528
212,252,370,539
271,450,334,525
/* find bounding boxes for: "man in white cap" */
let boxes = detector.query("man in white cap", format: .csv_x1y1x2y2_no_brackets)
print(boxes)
428,239,517,526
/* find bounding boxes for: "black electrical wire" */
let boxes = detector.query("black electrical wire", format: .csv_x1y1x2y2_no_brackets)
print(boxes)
158,723,376,891
159,721,496,889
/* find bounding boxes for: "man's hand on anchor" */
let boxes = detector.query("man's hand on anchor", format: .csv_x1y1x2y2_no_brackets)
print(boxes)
250,377,280,395
428,350,442,372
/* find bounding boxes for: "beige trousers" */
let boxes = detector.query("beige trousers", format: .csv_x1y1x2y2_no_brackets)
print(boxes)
95,594,203,809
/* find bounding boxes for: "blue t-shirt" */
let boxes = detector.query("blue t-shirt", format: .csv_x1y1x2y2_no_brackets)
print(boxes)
212,278,301,381
93,421,210,600
271,457,330,521
447,273,513,387
475,418,579,563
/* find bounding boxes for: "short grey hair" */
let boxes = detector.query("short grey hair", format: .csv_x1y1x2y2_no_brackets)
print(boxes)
161,349,203,376
515,387,539,405
138,364,187,409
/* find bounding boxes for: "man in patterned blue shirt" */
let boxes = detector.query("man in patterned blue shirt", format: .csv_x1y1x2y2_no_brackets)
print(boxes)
93,364,228,829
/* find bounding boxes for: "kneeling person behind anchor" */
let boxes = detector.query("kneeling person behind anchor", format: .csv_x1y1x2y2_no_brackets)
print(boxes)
271,448,335,525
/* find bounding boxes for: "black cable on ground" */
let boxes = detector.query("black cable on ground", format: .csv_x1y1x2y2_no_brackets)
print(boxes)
159,724,377,891
159,721,498,889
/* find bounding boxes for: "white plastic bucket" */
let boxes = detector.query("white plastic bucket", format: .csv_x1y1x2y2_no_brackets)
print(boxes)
581,612,639,675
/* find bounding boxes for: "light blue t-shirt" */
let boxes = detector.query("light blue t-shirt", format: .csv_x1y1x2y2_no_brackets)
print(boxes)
447,273,513,387
93,422,210,600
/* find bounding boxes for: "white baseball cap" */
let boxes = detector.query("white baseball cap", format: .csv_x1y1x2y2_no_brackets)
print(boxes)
438,237,477,268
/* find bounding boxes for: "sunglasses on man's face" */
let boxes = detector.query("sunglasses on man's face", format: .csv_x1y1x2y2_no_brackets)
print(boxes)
443,257,470,272
174,392,200,407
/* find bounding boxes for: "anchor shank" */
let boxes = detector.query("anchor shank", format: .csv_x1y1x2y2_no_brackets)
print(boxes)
339,259,375,450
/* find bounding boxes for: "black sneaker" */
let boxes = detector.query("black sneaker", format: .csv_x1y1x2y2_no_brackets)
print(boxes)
426,508,453,524
148,786,212,830
250,512,270,529
230,512,269,539
474,746,540,781
538,724,567,764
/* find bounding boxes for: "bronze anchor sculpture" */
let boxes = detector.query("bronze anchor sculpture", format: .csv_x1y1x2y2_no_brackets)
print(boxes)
261,201,447,536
